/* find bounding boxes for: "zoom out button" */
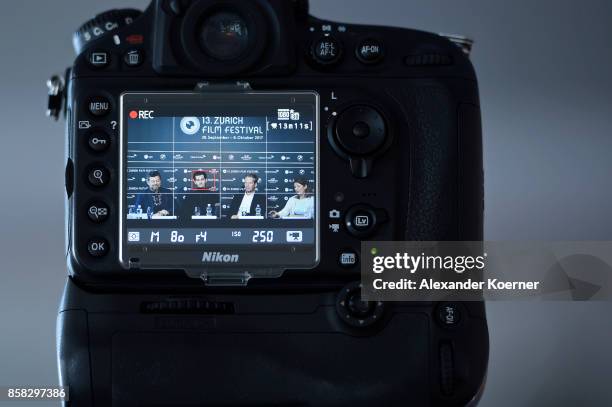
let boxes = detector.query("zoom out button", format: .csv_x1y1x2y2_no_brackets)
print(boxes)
87,202,110,223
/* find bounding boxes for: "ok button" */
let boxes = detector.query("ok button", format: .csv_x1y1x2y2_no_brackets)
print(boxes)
88,238,109,257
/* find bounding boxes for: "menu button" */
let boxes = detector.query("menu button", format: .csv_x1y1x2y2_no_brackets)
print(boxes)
88,96,111,117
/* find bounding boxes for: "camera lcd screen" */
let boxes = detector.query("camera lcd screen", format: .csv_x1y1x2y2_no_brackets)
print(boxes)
119,92,319,273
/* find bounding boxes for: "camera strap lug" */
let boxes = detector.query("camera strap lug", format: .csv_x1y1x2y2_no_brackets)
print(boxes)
438,33,474,56
47,73,66,121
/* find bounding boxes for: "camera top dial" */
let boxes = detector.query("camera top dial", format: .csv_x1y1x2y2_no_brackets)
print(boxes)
73,9,142,55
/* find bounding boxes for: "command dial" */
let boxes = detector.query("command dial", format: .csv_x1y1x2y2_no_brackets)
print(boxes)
73,9,142,55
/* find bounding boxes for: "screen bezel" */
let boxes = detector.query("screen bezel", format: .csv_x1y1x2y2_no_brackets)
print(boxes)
118,91,320,277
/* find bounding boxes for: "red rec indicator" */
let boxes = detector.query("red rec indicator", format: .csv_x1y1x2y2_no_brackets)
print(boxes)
129,111,138,119
126,34,144,45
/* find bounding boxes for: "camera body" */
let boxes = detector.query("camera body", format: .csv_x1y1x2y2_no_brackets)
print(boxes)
53,0,488,405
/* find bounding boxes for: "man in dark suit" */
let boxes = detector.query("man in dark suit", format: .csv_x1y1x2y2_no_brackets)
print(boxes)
181,170,220,218
228,173,266,219
134,170,175,217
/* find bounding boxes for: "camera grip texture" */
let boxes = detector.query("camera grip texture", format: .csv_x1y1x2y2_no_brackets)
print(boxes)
388,82,483,241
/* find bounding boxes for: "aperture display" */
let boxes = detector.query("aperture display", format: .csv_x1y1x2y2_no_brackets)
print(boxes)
120,92,319,271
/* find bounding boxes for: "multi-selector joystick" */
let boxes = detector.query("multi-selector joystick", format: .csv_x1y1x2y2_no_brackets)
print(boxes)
328,105,391,178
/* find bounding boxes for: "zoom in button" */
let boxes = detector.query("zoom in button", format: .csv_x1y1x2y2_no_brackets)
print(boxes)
88,167,110,187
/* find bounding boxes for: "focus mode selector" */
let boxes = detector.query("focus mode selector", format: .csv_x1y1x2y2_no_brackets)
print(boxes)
73,9,142,55
336,282,385,328
311,35,343,65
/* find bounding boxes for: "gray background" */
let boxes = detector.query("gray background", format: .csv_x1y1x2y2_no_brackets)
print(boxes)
1,0,611,405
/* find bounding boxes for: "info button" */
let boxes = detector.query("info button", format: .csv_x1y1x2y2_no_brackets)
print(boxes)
339,250,358,268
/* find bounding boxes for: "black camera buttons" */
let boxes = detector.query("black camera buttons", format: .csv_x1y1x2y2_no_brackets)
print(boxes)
88,96,111,117
345,205,388,238
437,303,462,328
356,39,384,64
335,106,387,155
311,35,343,65
87,50,110,69
87,238,109,258
87,202,110,224
336,282,385,328
339,249,359,268
88,131,111,152
124,49,144,67
87,166,110,188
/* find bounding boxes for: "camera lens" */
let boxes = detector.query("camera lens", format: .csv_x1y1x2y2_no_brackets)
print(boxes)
199,11,250,61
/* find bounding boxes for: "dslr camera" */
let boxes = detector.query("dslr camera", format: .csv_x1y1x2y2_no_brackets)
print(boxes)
48,0,488,405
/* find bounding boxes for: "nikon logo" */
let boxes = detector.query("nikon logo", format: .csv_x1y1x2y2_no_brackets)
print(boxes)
202,252,240,263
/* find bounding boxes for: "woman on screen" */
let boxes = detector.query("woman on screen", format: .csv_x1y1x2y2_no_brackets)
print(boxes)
269,178,314,219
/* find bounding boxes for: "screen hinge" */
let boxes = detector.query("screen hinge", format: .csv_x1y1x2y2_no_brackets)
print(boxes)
200,271,253,287
194,81,252,93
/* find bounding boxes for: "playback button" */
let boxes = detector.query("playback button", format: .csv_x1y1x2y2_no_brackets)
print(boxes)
88,50,110,68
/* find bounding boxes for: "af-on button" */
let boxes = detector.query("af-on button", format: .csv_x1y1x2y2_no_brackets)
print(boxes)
356,39,384,64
